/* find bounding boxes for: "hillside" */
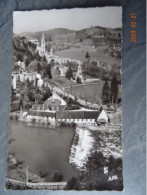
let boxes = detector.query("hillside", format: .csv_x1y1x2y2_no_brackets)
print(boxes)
18,28,75,40
17,26,122,44
13,25,122,81
13,36,43,69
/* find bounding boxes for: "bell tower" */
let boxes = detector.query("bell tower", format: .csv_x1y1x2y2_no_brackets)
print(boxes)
41,32,45,56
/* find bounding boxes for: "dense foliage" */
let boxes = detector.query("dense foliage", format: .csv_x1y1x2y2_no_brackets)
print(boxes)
65,67,73,80
66,151,123,191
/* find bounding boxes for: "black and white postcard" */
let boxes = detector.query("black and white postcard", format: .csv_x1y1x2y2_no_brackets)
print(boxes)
6,7,123,191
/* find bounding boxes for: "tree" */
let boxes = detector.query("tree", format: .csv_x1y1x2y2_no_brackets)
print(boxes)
26,78,30,88
41,83,45,89
42,55,47,62
50,59,55,66
27,91,35,102
79,151,123,191
11,94,16,102
36,51,42,61
65,177,81,190
46,64,52,79
85,52,90,59
42,88,52,101
65,67,73,80
51,171,63,182
79,151,109,191
76,76,81,83
110,76,118,103
26,79,34,89
67,97,73,107
116,50,121,59
118,32,121,38
27,51,33,62
106,156,123,191
37,62,42,73
25,58,30,67
16,52,23,61
36,87,40,93
102,80,110,103
85,61,99,77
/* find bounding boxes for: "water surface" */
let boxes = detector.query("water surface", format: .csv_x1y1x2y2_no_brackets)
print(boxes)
8,120,78,181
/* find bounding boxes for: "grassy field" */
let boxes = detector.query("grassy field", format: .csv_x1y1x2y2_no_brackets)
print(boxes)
52,76,103,103
64,81,104,103
53,76,121,104
55,46,121,65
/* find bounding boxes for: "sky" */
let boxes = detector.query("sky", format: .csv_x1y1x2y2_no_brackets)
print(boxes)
13,7,122,34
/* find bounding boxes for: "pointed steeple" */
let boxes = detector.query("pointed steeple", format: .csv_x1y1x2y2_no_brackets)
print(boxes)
41,32,45,56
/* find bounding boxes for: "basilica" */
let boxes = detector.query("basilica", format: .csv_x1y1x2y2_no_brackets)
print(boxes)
36,32,84,83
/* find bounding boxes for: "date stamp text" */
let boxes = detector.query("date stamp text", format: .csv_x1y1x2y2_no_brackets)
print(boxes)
130,13,136,43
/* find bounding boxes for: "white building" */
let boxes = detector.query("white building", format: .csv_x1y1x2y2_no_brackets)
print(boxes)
97,109,108,124
12,74,17,89
11,72,36,89
26,106,108,126
17,61,25,70
75,63,84,83
37,78,43,87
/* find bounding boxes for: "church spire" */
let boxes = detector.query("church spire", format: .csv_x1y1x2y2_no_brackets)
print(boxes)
41,32,45,56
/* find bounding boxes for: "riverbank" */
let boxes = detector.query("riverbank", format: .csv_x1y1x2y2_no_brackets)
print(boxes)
6,153,44,189
6,154,68,190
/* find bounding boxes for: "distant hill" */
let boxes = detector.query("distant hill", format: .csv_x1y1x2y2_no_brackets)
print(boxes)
18,28,75,40
16,26,122,41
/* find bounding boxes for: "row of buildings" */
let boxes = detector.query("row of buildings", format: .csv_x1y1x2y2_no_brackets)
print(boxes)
26,106,108,125
23,92,108,125
12,61,44,89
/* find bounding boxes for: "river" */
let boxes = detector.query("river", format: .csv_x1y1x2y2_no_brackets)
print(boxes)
8,120,78,182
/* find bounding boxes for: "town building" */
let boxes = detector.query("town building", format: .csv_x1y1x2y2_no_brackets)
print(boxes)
26,106,108,125
43,93,66,111
12,74,17,89
17,60,25,70
36,73,43,87
37,78,43,88
12,71,37,89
